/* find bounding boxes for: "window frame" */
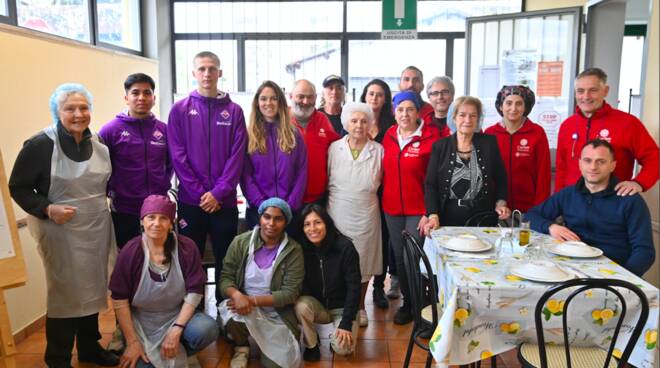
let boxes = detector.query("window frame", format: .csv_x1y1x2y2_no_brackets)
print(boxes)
170,0,522,94
0,0,144,56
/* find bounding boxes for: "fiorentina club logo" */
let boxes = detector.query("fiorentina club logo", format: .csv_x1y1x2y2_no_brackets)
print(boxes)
221,110,231,119
153,130,163,140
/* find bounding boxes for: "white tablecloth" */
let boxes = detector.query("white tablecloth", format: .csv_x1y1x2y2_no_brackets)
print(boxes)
424,227,659,367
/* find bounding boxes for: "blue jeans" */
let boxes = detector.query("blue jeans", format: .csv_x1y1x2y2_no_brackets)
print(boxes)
135,312,218,368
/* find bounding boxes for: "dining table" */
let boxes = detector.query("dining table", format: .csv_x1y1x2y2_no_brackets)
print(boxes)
423,226,659,367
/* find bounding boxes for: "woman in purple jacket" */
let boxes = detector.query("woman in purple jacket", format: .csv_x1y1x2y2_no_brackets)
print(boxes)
240,80,307,231
109,195,217,368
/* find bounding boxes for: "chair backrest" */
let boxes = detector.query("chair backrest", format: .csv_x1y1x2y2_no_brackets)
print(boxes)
464,210,499,227
401,230,440,331
534,278,649,368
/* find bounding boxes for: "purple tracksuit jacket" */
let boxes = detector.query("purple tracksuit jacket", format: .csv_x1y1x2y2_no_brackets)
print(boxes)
167,91,247,207
99,112,172,215
240,121,308,211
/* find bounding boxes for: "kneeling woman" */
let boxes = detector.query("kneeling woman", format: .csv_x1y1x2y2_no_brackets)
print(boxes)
296,204,361,361
218,198,304,368
109,195,218,368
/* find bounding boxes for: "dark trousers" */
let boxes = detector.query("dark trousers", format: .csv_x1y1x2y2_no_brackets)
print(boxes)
178,203,238,301
372,208,397,290
45,313,101,368
111,212,141,249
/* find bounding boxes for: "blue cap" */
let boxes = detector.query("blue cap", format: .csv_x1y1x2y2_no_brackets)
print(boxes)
258,197,293,224
392,91,421,111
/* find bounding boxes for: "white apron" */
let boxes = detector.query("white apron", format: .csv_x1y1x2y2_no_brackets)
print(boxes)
131,235,188,368
27,125,114,318
218,229,302,367
327,137,383,282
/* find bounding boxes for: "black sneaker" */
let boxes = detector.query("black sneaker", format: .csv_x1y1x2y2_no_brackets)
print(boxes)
393,306,413,325
372,288,389,309
303,344,321,362
78,344,119,367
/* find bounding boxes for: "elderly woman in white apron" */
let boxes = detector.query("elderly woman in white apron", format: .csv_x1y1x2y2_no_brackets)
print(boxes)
8,83,118,368
109,195,218,368
327,102,384,328
218,197,304,368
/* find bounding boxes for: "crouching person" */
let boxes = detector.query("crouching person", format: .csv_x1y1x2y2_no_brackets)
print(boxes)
218,197,304,368
109,195,218,368
296,204,361,361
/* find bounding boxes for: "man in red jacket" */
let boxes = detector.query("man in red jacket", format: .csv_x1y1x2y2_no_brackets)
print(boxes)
555,68,659,195
289,79,340,206
398,66,434,124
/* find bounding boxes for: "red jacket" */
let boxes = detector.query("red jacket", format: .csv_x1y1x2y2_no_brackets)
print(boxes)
294,110,341,203
419,101,435,125
382,122,441,216
555,102,659,192
484,120,551,212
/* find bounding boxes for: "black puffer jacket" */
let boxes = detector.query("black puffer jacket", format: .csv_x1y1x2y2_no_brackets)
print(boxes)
301,233,361,331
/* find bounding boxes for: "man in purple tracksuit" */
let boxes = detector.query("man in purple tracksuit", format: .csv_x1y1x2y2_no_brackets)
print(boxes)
99,73,172,248
168,51,247,302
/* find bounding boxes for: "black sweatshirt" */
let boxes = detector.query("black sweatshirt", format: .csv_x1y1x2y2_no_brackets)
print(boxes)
301,233,362,331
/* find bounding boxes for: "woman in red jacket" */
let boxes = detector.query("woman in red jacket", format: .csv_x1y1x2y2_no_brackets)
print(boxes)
381,91,440,325
484,85,551,212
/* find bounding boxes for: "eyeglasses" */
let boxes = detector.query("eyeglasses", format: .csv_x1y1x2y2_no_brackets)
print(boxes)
428,90,451,97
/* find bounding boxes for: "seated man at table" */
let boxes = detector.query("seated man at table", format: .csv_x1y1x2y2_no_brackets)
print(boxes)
525,139,655,277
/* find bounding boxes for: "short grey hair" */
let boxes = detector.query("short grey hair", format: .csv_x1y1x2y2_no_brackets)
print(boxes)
49,83,93,124
340,102,374,131
426,76,455,97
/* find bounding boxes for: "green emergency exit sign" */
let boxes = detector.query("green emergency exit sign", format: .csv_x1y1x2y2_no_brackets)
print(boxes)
382,0,417,39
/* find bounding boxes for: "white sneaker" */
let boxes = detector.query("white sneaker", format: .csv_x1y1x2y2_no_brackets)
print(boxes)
230,346,250,368
359,309,368,327
387,276,402,299
187,355,202,368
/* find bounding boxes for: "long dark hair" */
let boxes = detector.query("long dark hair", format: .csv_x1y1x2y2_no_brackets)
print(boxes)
300,203,346,247
360,79,395,137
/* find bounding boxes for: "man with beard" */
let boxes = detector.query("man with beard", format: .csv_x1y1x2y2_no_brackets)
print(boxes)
398,66,434,124
525,139,654,277
290,80,340,207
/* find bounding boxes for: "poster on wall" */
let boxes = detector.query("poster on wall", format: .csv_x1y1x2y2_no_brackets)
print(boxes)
501,49,538,89
537,61,564,97
534,100,565,149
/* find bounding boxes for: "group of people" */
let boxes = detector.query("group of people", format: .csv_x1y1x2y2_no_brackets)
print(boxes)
7,49,658,368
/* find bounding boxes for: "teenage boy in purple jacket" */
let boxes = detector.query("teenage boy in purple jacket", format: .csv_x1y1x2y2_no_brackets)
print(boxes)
168,51,248,303
99,73,172,248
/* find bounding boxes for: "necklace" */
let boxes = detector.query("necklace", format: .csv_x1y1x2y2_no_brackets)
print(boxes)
457,149,472,154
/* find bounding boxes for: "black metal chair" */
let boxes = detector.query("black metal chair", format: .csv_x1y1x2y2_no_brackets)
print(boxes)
401,230,440,368
518,278,650,368
464,210,500,227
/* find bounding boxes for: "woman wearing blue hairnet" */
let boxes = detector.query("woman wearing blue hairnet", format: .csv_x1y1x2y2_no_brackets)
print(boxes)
9,83,118,367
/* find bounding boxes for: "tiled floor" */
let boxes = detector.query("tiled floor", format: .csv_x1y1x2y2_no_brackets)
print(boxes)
5,281,522,368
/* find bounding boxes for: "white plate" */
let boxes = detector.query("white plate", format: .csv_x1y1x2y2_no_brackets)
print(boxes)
511,260,576,282
440,234,492,253
546,241,604,258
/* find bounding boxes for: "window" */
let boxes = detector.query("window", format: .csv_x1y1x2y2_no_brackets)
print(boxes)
173,0,522,95
174,2,343,33
17,0,91,42
1,1,8,16
175,40,238,95
245,40,341,93
348,39,446,96
97,0,141,51
348,0,521,32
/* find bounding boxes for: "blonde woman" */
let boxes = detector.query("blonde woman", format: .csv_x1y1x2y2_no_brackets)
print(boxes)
240,80,307,229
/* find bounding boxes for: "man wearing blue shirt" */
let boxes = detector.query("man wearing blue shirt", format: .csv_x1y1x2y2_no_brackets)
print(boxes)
525,139,655,276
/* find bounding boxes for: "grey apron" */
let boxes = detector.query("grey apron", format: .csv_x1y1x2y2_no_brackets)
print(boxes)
28,125,114,318
131,235,187,368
